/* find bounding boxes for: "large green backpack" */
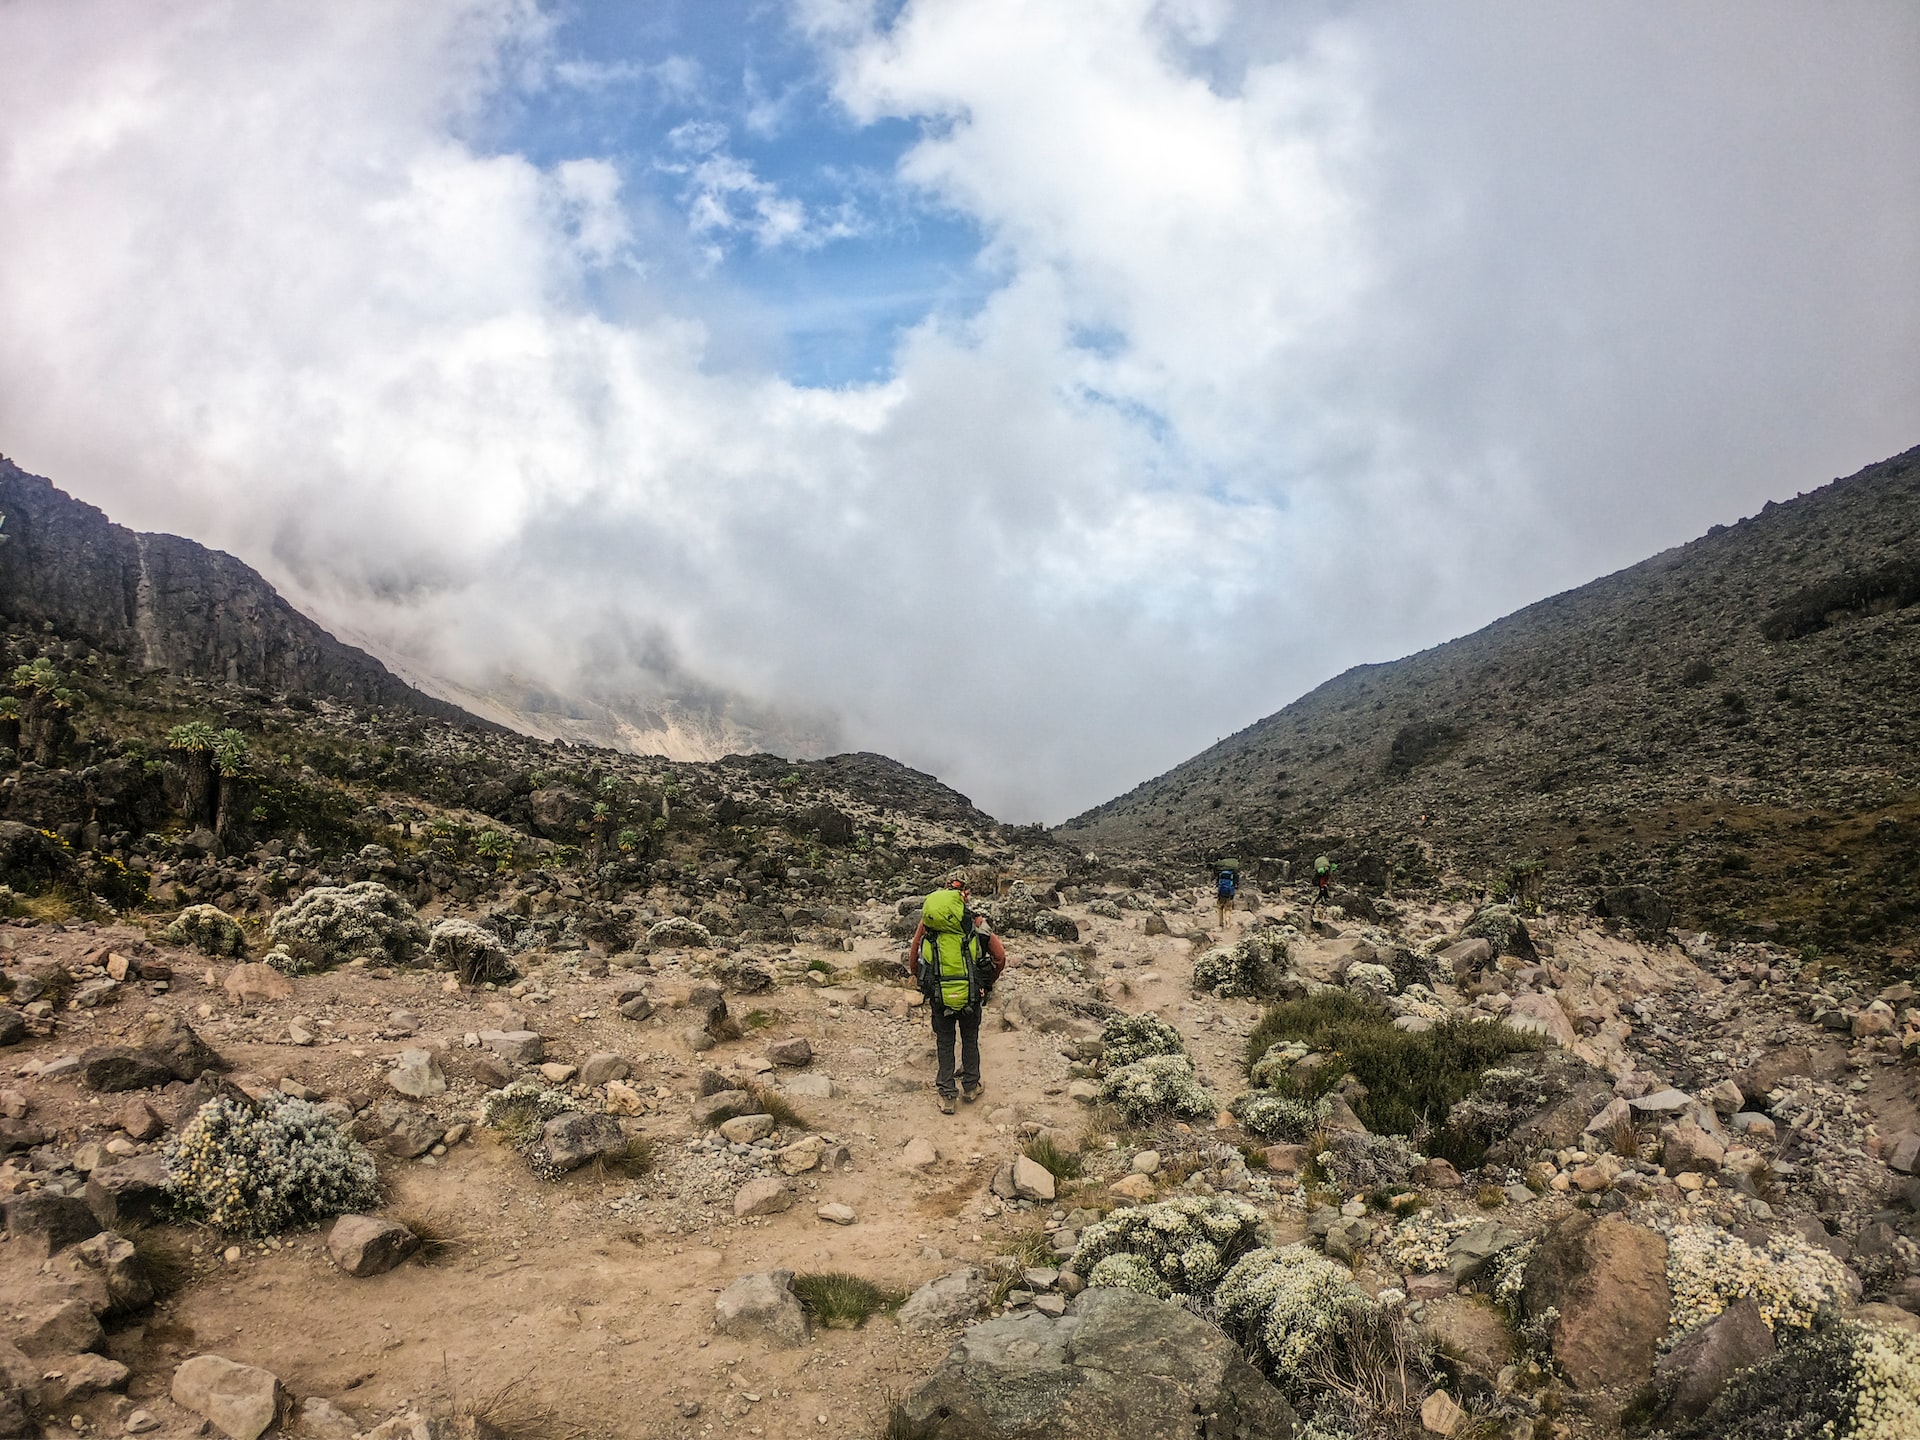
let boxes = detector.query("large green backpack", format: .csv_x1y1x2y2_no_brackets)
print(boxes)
919,888,983,1015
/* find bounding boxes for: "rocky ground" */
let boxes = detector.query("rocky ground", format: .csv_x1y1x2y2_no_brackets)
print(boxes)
5,872,1920,1440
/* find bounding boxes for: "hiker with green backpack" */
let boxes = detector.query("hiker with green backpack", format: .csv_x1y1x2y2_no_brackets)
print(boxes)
905,879,1009,1114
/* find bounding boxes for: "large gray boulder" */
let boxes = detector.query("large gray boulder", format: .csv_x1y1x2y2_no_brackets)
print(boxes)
899,1287,1296,1439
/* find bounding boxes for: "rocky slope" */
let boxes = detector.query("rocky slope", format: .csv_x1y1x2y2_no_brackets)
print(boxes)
1062,444,1920,964
0,458,483,729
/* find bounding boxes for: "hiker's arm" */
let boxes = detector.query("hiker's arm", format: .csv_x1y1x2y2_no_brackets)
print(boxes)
905,921,927,978
985,931,1008,978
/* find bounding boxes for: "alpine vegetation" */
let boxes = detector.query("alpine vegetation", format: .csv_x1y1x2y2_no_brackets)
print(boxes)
1191,928,1292,1000
425,917,518,985
1068,1195,1267,1302
159,903,247,957
163,1094,378,1236
267,880,428,972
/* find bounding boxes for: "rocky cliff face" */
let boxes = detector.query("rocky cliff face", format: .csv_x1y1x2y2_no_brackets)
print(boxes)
0,456,482,726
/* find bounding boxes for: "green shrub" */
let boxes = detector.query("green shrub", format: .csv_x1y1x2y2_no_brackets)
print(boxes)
1022,1134,1083,1181
160,903,246,957
789,1272,904,1328
1232,1092,1329,1141
163,1094,377,1236
267,881,427,970
1242,991,1542,1137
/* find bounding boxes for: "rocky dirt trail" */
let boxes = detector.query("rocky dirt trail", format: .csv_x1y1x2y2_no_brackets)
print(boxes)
6,877,1920,1440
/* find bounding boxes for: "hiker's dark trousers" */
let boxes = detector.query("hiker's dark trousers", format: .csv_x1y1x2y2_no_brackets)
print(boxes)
932,1001,982,1098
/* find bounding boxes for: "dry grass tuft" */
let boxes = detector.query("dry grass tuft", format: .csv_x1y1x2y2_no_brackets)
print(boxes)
790,1271,905,1328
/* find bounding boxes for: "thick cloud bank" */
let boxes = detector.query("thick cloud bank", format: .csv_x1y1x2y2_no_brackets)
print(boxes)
1,0,1915,820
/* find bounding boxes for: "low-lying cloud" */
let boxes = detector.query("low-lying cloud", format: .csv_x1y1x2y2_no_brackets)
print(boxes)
1,0,1915,821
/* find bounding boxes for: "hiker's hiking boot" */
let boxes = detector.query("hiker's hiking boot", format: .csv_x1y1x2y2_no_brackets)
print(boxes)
961,1083,984,1104
937,1094,957,1115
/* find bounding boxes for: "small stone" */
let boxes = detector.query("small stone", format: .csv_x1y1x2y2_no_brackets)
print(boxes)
719,1113,776,1144
478,1030,544,1065
577,1052,629,1086
691,1089,757,1125
816,1203,857,1226
223,964,294,1004
125,1411,160,1434
1032,1293,1067,1316
767,1037,814,1067
1012,1155,1057,1202
326,1215,420,1277
1703,1080,1744,1116
385,1048,445,1099
1108,1173,1156,1201
1068,1079,1100,1103
783,1073,834,1099
538,1062,578,1084
734,1177,794,1218
604,1080,644,1115
900,1136,939,1170
714,1270,809,1347
1131,1150,1161,1175
383,1111,441,1159
1261,1144,1307,1175
171,1355,284,1440
1421,1389,1466,1436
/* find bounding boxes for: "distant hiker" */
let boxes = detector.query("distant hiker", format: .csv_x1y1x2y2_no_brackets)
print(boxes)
1214,863,1238,926
906,880,1008,1114
1310,854,1337,916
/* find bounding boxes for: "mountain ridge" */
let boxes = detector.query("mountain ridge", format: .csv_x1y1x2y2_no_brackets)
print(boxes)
1061,443,1920,959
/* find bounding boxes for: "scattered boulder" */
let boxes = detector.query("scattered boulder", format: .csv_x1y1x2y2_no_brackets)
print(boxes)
84,1154,170,1230
0,1007,27,1048
900,1136,939,1170
1661,1120,1726,1175
477,1030,544,1066
14,1296,106,1357
692,1090,758,1126
577,1052,629,1086
1505,993,1575,1047
714,1270,809,1347
733,1177,793,1218
1011,1155,1056,1202
171,1355,285,1440
134,1013,223,1080
897,1267,991,1334
532,1113,626,1174
79,1046,175,1093
897,1287,1296,1438
386,1048,446,1099
719,1113,776,1144
327,1216,420,1277
63,1230,155,1314
223,963,294,1004
1521,1213,1669,1390
767,1037,813,1067
816,1203,857,1226
1646,1297,1775,1425
2,1191,102,1257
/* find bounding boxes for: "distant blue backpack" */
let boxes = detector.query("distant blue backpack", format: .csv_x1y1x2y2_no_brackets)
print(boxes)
1216,870,1236,900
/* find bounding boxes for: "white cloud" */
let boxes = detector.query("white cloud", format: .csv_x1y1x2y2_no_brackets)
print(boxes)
0,0,1915,822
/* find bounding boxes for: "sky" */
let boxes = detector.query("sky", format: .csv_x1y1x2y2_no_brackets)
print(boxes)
1,1,1917,823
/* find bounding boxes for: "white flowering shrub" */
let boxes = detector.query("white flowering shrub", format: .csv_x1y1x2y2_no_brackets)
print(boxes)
1248,1040,1310,1089
1070,1196,1266,1302
1100,1012,1188,1067
163,1094,377,1236
1674,1317,1920,1440
1343,962,1397,996
1664,1222,1852,1334
267,881,428,971
1387,983,1450,1023
1215,1244,1378,1382
160,903,246,957
426,918,517,985
482,1076,581,1168
1232,1091,1328,1141
1101,1053,1217,1122
1489,1239,1537,1323
1192,930,1290,999
1388,1212,1480,1274
1086,1252,1173,1299
1319,1130,1419,1191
